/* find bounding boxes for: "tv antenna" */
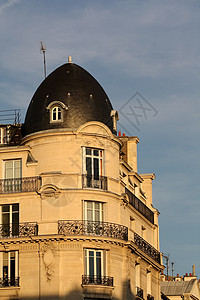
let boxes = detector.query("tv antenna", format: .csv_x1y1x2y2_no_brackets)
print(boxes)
40,41,47,79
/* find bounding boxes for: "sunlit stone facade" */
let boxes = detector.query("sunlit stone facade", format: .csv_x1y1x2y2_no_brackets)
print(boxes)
0,60,163,300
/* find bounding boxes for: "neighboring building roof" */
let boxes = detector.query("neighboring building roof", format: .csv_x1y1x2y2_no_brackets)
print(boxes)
23,62,114,136
160,279,197,296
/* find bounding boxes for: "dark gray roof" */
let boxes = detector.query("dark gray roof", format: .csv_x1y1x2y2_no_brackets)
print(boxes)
160,279,197,296
23,62,114,136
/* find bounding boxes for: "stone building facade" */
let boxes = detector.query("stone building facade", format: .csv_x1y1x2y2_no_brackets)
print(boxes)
0,58,163,299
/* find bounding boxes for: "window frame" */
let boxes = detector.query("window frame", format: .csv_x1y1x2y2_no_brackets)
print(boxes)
51,105,62,123
84,249,106,278
0,251,19,286
0,204,19,237
83,201,104,222
82,147,104,178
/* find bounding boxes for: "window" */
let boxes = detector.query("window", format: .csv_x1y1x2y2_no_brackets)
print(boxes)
0,251,19,287
83,148,106,189
4,159,22,192
85,249,105,281
0,204,19,237
0,128,8,145
83,201,104,235
51,106,62,122
84,201,104,222
147,270,152,296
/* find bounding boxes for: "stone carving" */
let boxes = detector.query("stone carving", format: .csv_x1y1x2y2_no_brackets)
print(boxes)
41,242,55,281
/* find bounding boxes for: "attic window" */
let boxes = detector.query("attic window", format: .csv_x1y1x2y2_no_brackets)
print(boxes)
46,101,68,124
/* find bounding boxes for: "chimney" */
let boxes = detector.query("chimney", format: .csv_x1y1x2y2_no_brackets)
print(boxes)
118,131,121,137
192,265,195,276
68,56,72,63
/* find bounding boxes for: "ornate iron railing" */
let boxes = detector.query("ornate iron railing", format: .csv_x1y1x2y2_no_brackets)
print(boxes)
82,174,107,190
134,232,161,264
147,294,154,300
82,275,113,286
0,277,19,287
125,188,154,224
136,287,144,299
0,222,38,238
0,177,42,194
58,220,128,241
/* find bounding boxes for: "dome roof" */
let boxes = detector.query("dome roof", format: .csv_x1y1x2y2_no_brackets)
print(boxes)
23,62,114,136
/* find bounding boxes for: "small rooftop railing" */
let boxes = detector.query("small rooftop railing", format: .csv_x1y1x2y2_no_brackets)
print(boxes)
0,109,20,125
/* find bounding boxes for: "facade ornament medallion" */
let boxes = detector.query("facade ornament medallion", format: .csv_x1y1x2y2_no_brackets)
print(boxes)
41,242,56,281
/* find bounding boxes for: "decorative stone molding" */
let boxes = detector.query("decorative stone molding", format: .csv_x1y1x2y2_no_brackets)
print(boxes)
41,242,56,282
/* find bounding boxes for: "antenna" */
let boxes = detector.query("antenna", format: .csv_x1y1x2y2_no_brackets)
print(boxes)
40,41,47,79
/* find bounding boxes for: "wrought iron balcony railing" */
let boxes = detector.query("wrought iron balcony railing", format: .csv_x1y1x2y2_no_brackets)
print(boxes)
134,232,161,264
82,275,113,286
147,294,154,300
82,174,107,190
58,220,128,241
0,222,38,238
125,188,154,224
136,287,144,299
0,176,42,194
0,277,19,288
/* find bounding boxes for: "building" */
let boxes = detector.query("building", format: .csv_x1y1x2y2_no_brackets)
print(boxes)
0,57,163,299
161,267,200,300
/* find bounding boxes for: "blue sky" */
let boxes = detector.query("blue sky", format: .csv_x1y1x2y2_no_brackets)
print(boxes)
1,0,200,278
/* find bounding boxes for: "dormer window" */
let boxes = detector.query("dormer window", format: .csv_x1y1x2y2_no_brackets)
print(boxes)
46,101,68,124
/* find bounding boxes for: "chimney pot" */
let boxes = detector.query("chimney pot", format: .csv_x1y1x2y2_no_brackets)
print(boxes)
119,131,121,137
192,265,195,276
123,133,126,136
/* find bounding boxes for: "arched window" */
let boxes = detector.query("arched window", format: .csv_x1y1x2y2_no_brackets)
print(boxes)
52,106,62,122
46,101,68,123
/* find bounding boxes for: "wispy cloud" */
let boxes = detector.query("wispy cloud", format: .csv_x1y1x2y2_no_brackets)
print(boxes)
0,0,21,14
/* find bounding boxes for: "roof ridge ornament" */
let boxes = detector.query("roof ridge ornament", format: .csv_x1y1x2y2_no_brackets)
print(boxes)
68,56,72,63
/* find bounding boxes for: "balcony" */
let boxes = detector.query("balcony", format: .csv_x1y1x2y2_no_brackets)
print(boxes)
134,232,160,264
82,275,113,287
125,188,154,224
58,220,128,241
136,287,144,299
82,174,107,190
0,177,42,194
0,277,19,288
0,222,38,238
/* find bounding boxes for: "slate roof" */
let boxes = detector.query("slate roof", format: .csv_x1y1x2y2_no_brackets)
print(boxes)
160,279,197,296
23,62,114,136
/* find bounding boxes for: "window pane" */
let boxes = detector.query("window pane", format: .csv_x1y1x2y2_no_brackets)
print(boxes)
14,161,21,178
93,150,99,156
2,214,9,225
94,158,99,179
2,205,9,212
89,251,94,276
86,148,91,155
86,157,92,175
87,210,93,221
58,108,62,120
96,252,102,278
12,204,19,212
